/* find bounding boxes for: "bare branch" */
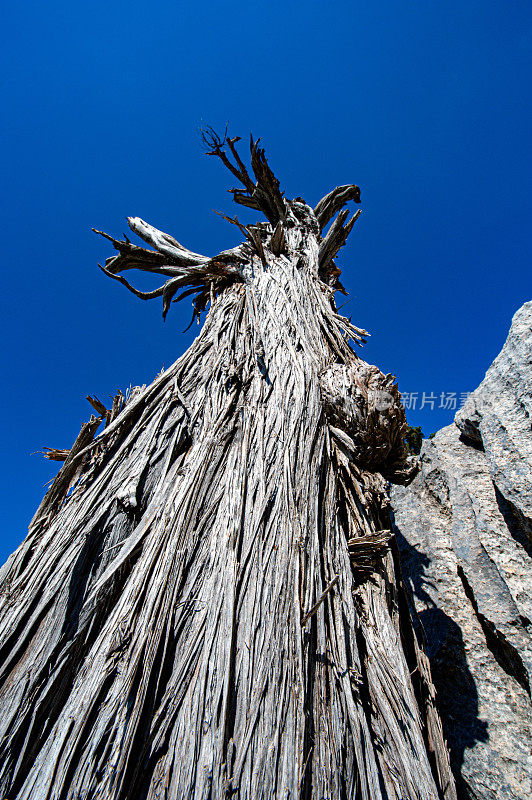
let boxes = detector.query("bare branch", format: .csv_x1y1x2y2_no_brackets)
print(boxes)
95,213,246,321
318,209,361,271
127,217,209,267
314,184,361,231
301,576,339,626
86,396,108,416
97,264,170,300
162,276,193,320
199,123,229,153
40,447,70,462
93,229,183,277
202,127,287,225
214,211,270,266
30,415,103,527
213,210,250,240
247,226,268,267
226,136,255,192
227,188,261,212
201,125,253,191
249,135,286,224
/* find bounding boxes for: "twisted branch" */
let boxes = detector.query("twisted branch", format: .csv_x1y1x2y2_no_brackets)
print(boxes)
94,133,364,321
203,127,287,225
314,184,361,231
94,215,245,321
318,209,362,274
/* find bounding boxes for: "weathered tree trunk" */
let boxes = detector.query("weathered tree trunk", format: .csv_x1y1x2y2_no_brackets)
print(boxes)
0,133,456,799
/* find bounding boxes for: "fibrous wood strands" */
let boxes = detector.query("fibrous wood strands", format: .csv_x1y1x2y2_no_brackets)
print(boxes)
0,132,456,800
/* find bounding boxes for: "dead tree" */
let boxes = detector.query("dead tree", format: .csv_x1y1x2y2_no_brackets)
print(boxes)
0,132,456,800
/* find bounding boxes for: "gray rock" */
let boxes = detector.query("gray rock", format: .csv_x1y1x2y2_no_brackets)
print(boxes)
456,301,532,534
391,301,532,800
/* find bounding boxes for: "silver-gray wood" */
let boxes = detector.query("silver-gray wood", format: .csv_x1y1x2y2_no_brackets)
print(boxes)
0,132,456,800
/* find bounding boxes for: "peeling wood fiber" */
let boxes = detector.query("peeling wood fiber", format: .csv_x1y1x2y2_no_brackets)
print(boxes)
0,133,455,800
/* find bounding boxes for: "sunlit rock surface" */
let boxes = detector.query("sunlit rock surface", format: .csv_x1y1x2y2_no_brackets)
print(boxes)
391,302,532,800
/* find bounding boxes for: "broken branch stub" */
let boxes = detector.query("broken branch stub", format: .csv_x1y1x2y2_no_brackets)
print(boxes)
314,183,361,231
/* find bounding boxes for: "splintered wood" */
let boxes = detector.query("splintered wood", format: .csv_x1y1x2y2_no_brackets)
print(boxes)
0,133,455,800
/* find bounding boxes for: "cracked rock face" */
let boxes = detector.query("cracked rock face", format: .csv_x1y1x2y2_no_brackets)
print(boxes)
455,301,532,536
391,302,532,800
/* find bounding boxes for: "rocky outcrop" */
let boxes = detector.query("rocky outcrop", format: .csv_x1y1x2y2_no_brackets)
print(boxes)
391,302,532,800
455,302,532,536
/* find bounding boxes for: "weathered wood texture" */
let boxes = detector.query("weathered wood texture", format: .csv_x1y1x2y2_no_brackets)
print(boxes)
0,134,455,799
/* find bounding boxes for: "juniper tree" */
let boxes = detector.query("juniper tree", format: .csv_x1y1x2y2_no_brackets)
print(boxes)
0,132,456,800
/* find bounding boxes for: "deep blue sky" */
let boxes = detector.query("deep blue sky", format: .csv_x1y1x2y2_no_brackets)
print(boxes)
1,1,530,564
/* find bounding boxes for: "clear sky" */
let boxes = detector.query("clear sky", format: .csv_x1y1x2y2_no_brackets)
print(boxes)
1,1,530,564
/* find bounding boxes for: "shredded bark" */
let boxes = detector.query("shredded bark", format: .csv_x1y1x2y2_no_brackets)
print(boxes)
0,133,455,800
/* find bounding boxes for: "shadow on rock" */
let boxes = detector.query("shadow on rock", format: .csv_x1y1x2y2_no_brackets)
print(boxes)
394,529,489,792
